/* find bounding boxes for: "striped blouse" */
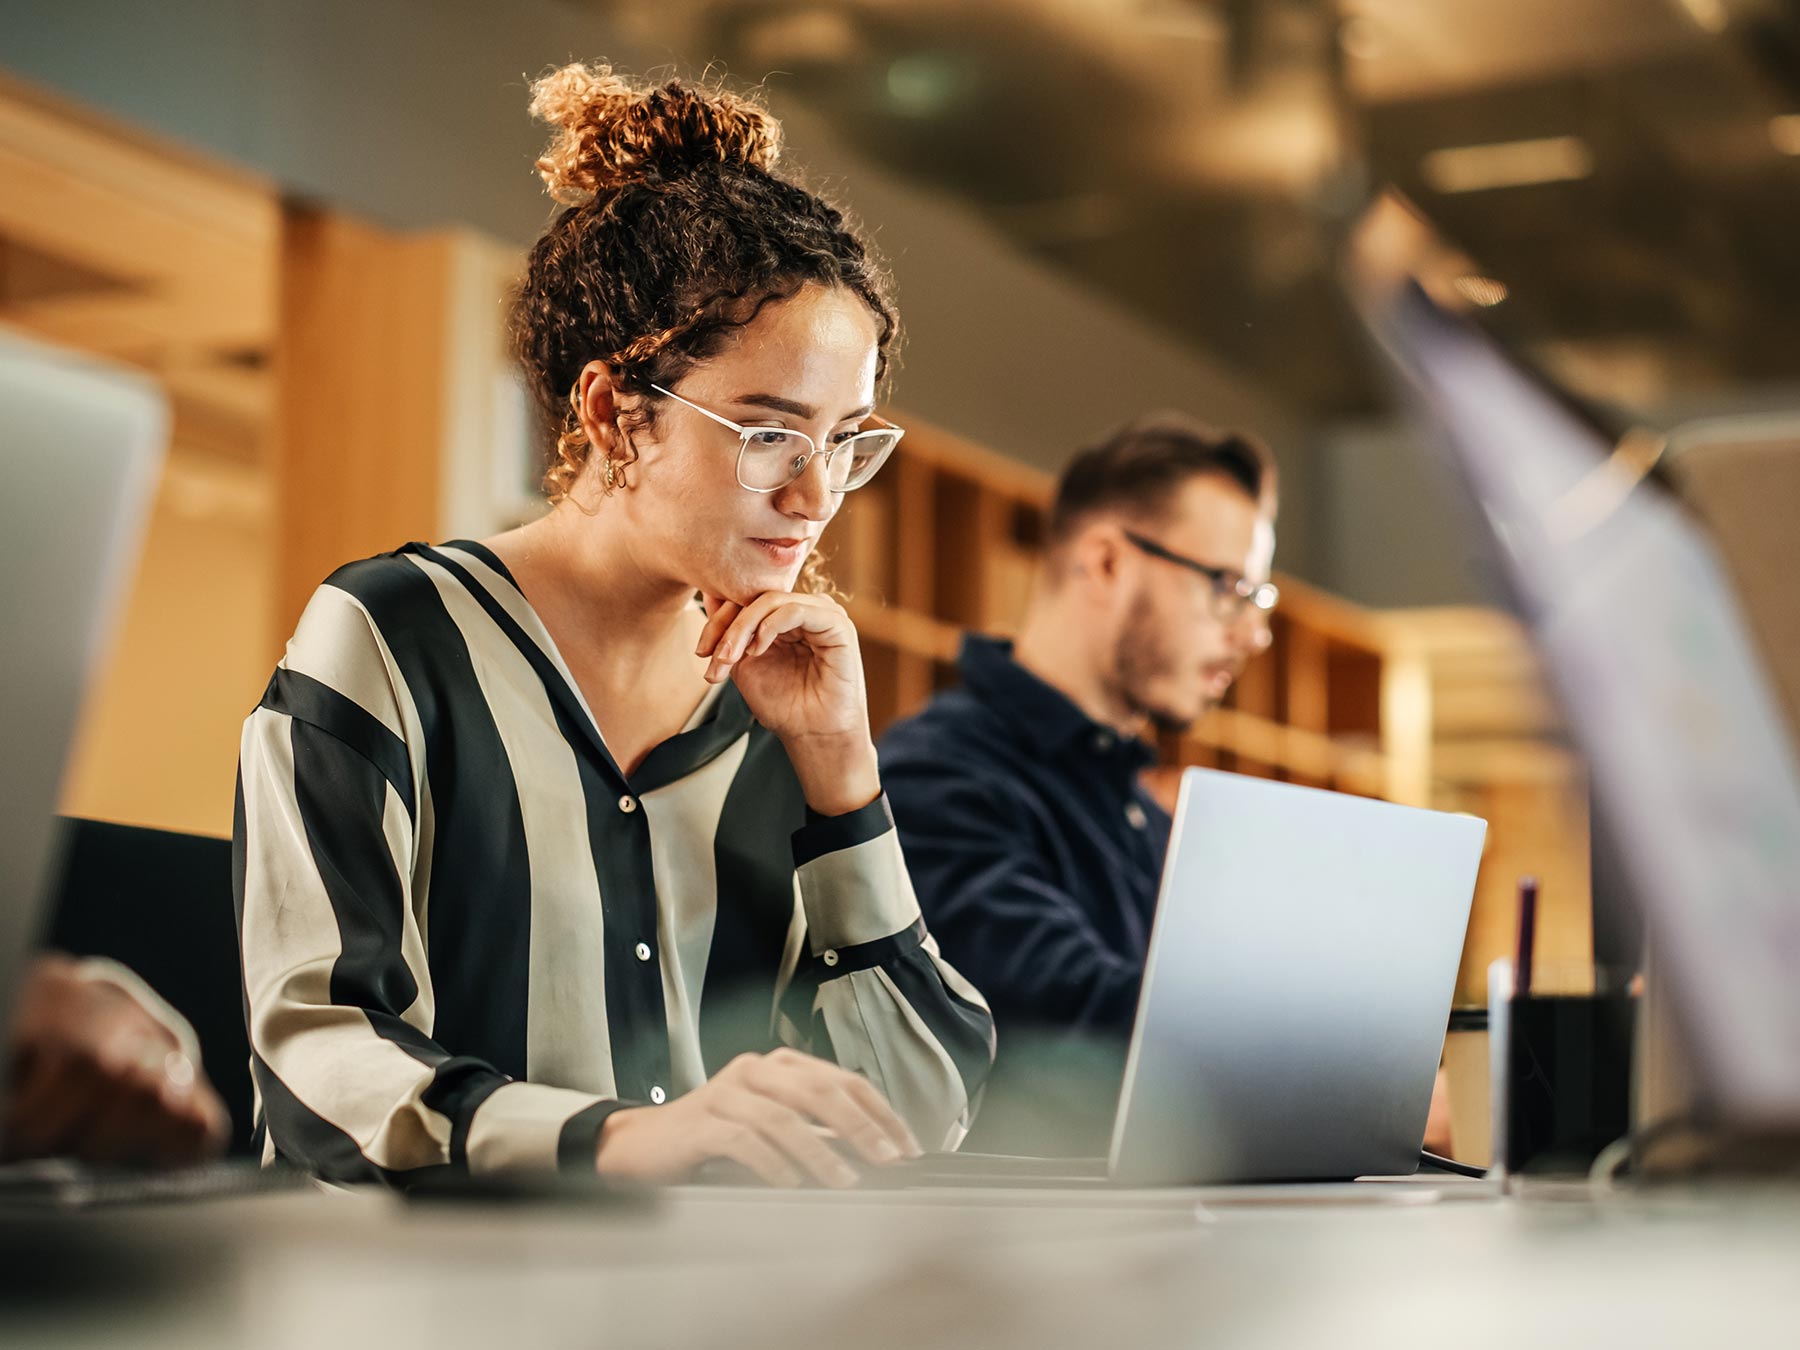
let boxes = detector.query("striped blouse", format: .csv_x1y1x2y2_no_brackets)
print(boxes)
233,540,994,1183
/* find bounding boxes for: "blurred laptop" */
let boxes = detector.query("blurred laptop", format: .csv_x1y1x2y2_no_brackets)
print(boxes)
0,333,165,1085
1346,195,1800,1135
0,336,303,1205
833,768,1485,1190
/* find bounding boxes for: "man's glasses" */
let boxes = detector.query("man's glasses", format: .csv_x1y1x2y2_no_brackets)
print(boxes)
650,383,903,494
1123,529,1279,622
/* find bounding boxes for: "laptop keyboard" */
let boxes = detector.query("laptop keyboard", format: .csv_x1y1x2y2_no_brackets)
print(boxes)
0,1158,312,1209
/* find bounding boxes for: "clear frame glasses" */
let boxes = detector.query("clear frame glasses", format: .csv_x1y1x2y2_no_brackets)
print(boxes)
1123,529,1279,622
650,383,904,494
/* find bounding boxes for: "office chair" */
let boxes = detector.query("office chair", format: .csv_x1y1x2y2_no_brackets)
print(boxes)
42,818,254,1156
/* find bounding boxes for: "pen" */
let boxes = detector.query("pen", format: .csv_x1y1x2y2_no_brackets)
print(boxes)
1514,876,1538,998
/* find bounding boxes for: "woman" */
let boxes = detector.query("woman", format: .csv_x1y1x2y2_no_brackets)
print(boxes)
235,62,993,1187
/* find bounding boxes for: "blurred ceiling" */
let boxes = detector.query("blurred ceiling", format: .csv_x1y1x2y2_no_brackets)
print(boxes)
601,0,1800,421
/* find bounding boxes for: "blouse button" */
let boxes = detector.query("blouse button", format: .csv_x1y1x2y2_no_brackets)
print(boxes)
618,794,638,814
1125,802,1148,831
821,949,840,967
634,942,652,962
649,1085,667,1105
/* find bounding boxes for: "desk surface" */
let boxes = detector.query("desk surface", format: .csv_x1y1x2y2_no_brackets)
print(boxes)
5,1177,1799,1349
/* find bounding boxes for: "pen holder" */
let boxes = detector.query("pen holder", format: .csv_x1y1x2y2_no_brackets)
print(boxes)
1488,960,1638,1177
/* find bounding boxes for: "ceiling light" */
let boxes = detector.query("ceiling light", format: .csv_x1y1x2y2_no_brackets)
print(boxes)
1451,275,1509,307
1771,114,1800,156
884,55,965,118
1673,0,1729,34
1420,136,1593,194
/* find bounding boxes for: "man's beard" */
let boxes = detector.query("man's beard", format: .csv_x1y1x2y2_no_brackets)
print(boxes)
1112,590,1216,737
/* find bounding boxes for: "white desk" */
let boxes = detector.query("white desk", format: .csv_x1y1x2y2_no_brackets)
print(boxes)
5,1178,1799,1349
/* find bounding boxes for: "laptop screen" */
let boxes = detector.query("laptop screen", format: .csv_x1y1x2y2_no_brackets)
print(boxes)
1349,216,1800,1125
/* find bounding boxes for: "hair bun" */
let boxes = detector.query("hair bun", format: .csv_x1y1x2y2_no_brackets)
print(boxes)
527,62,783,206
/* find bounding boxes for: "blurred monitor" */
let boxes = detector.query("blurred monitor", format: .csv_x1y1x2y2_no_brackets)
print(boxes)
1663,417,1800,748
0,333,166,1121
1346,198,1800,1129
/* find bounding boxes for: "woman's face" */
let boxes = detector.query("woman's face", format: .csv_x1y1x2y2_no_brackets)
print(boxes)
609,283,882,606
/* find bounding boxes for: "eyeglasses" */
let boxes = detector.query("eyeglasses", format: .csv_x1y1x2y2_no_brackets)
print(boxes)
1123,529,1279,622
650,383,903,494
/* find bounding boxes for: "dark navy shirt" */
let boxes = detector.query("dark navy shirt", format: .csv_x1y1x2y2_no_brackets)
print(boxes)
880,636,1173,1149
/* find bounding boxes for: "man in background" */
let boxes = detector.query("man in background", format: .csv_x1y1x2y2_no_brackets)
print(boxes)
881,414,1277,1152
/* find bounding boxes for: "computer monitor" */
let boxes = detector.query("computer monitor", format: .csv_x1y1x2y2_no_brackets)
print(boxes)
1346,199,1800,1128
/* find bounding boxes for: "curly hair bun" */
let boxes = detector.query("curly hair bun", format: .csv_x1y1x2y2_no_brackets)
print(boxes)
527,62,783,206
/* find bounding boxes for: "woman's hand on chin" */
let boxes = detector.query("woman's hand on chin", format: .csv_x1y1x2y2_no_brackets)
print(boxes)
696,591,881,817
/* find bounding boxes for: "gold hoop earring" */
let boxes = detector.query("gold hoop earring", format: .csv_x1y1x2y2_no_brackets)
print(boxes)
603,455,617,491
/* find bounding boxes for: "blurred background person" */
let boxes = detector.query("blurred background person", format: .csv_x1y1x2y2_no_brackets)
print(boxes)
881,415,1277,1153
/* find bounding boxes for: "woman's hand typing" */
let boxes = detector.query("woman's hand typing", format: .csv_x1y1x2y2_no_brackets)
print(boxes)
594,1047,921,1188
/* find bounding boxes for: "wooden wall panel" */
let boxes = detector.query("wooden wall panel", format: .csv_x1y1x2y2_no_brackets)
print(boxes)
273,209,454,632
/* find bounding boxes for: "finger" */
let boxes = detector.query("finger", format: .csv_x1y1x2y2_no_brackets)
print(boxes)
135,1073,227,1167
749,606,810,658
92,1003,179,1077
81,1051,221,1166
748,601,853,662
186,1083,232,1157
704,593,785,681
719,1093,858,1189
745,1051,900,1164
695,598,741,659
747,1052,915,1164
744,600,852,659
776,1079,905,1166
74,1025,186,1164
836,1070,924,1158
140,1098,219,1168
705,1120,802,1188
710,593,790,665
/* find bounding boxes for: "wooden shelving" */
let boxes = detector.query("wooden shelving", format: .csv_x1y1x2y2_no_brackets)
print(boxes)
837,412,1409,795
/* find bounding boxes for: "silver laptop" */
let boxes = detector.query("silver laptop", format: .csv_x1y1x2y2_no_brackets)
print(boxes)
0,334,166,1130
1107,768,1485,1184
866,768,1485,1190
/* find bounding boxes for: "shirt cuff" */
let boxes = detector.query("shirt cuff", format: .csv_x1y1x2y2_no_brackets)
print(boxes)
792,793,921,952
463,1080,624,1175
71,956,205,1067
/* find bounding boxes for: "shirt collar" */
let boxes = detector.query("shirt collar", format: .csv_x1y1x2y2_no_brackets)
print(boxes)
956,634,1158,772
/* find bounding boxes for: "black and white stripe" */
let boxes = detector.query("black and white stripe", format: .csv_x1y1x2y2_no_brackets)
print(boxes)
234,541,993,1181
